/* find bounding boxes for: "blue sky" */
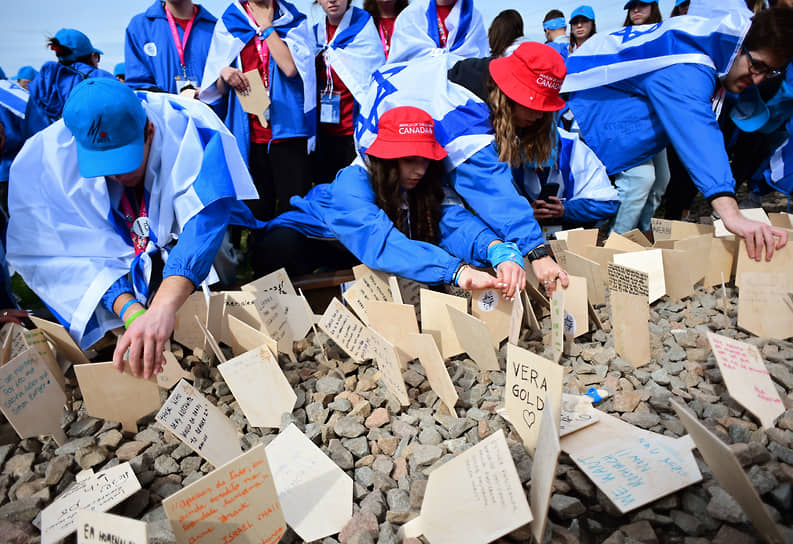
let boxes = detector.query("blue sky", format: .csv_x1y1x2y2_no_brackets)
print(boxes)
0,0,678,77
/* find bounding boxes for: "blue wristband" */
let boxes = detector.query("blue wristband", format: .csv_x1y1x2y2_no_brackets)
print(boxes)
119,298,138,320
260,26,275,40
487,242,525,269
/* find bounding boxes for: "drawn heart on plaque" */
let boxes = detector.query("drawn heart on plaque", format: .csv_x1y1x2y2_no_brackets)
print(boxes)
522,409,536,429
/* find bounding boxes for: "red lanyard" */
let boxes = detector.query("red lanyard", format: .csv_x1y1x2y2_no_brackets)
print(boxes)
244,2,271,88
437,13,448,47
120,190,149,256
164,4,198,74
378,20,390,57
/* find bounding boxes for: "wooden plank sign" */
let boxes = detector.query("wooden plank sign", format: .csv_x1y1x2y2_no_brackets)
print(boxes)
404,333,458,414
708,332,784,429
266,424,353,542
0,347,67,445
163,444,286,544
471,288,511,347
613,249,666,303
218,345,297,428
318,298,374,363
365,300,420,360
550,287,564,363
446,306,500,371
738,272,793,340
225,314,278,358
6,324,65,390
41,463,141,544
173,291,208,350
608,264,650,368
156,379,242,468
367,329,410,406
530,395,561,544
563,275,589,339
420,289,468,359
74,361,161,433
242,267,296,296
505,344,562,456
564,250,605,306
30,316,90,365
400,430,531,544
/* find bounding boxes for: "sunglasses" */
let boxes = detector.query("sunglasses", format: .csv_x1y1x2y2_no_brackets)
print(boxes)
742,45,782,79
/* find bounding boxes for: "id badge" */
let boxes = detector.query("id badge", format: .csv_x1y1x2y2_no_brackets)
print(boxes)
320,92,341,124
175,76,198,93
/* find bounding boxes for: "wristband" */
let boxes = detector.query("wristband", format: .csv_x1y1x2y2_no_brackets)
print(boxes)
452,264,468,287
260,26,275,40
119,299,138,320
487,242,525,269
125,309,147,329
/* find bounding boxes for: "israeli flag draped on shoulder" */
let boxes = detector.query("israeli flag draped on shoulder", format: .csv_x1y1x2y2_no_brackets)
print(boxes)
199,0,316,148
387,0,488,64
314,6,385,102
561,0,752,93
6,93,258,349
356,52,493,168
0,80,28,119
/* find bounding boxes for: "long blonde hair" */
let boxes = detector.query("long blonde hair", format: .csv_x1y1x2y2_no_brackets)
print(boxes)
487,80,555,167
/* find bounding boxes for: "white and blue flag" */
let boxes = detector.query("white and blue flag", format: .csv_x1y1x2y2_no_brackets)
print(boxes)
0,80,28,119
767,118,793,196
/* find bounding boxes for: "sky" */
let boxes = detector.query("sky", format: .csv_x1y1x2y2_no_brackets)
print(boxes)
0,0,679,77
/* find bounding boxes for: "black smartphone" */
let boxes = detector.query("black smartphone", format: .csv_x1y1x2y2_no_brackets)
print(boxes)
537,182,560,201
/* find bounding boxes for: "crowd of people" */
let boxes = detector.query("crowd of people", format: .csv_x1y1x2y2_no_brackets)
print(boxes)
0,0,792,379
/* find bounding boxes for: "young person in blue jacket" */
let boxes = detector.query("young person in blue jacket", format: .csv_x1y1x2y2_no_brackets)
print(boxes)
125,0,217,96
543,10,569,61
25,29,114,138
564,3,793,260
200,0,316,222
253,106,526,297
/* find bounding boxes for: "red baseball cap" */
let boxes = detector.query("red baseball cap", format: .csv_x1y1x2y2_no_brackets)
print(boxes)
489,42,567,112
365,106,448,161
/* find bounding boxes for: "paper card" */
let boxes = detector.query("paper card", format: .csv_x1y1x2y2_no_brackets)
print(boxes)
661,249,695,301
157,351,194,389
0,346,67,445
738,272,793,340
583,246,622,289
672,399,784,543
471,289,512,347
714,208,771,238
342,281,372,324
505,344,563,455
401,430,531,544
549,239,568,269
366,329,410,406
30,316,91,365
236,69,271,126
563,275,588,339
446,306,500,371
564,250,605,306
41,463,141,544
218,345,297,428
156,379,242,468
163,443,285,544
404,333,457,414
388,276,403,304
621,229,652,247
566,423,702,514
365,300,420,359
242,267,296,297
265,424,353,541
707,332,783,428
608,264,650,368
173,291,208,350
419,289,468,359
651,218,713,241
735,235,793,288
559,228,599,255
613,249,666,303
768,212,793,229
508,292,524,346
554,228,581,240
529,395,561,544
352,264,391,299
223,291,265,336
550,288,564,363
77,510,147,544
5,325,65,391
225,314,278,358
318,298,375,363
559,393,600,437
674,233,713,286
705,237,738,288
194,316,226,363
604,232,646,253
74,361,161,433
255,293,312,357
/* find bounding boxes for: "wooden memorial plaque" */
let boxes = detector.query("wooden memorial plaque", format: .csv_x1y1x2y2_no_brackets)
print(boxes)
446,306,500,371
419,289,467,359
608,264,650,367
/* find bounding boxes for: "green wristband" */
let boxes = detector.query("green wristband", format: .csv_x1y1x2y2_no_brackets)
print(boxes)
125,309,147,329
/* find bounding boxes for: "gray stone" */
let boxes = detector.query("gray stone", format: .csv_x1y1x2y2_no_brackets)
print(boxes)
153,455,179,476
355,466,375,488
409,479,427,509
620,412,660,429
706,487,747,523
411,445,443,467
360,490,386,521
372,456,393,475
306,402,329,424
417,427,442,446
75,446,108,470
339,511,379,543
670,509,705,536
549,494,585,520
329,398,353,412
650,368,670,385
385,488,410,512
335,417,366,439
328,440,354,470
97,429,124,449
3,454,34,478
67,417,103,438
43,455,71,486
377,522,399,544
769,442,793,465
317,376,345,394
342,437,369,458
0,497,44,522
391,419,418,440
748,466,778,495
147,519,176,544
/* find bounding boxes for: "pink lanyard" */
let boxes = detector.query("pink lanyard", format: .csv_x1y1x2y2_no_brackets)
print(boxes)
120,190,149,256
164,4,198,75
378,20,390,57
244,2,271,88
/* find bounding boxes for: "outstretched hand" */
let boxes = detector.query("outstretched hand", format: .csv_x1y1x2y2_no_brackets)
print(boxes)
457,267,501,291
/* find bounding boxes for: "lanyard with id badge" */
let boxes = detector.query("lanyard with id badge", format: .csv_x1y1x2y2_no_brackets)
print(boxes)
165,5,200,93
320,56,341,125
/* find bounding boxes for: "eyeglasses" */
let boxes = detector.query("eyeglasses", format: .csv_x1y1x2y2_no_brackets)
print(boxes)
742,45,782,79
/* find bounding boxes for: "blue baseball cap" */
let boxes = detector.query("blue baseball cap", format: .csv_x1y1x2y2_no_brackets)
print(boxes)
543,17,566,30
63,78,147,179
52,29,103,63
12,66,37,82
623,0,657,9
570,5,595,21
113,62,125,77
674,0,690,6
